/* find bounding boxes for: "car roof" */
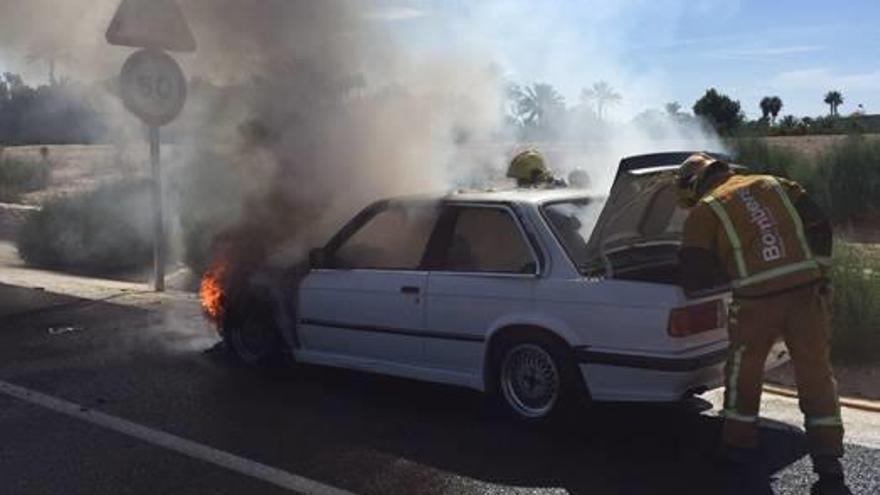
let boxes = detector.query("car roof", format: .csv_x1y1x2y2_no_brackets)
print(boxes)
383,187,598,207
447,187,598,204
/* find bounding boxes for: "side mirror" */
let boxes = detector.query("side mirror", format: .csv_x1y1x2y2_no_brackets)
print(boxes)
309,248,327,269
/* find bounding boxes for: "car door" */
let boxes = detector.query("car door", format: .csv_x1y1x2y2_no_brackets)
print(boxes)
422,203,539,374
297,200,440,365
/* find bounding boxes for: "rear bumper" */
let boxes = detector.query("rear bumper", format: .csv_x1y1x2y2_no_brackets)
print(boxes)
575,341,790,402
574,347,727,372
575,345,728,402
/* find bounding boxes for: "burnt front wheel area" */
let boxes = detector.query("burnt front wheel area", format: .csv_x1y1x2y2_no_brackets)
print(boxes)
224,298,285,367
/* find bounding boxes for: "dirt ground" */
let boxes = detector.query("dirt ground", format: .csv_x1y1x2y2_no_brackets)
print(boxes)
0,143,200,205
1,144,145,204
766,362,880,401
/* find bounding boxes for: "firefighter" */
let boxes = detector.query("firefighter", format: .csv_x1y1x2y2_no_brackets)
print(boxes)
674,153,844,483
507,149,565,187
567,167,592,189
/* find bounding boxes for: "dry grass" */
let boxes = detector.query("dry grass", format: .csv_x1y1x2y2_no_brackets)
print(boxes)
761,133,880,160
1,144,153,205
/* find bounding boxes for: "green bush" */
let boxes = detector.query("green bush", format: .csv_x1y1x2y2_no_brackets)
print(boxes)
728,138,813,184
0,156,51,202
812,135,880,224
16,180,155,273
829,242,880,364
730,135,880,226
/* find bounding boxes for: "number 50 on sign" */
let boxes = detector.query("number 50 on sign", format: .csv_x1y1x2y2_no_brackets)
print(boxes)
120,49,186,127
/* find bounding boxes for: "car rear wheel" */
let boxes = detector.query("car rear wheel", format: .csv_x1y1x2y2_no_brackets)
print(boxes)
493,334,587,423
501,343,560,418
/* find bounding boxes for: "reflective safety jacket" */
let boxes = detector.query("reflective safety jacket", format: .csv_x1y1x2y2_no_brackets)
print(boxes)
681,174,827,297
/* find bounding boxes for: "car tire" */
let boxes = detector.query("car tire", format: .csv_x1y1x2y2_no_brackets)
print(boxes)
492,333,588,424
223,296,285,367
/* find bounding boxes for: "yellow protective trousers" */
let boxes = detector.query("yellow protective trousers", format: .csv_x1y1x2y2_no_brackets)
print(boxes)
722,283,844,457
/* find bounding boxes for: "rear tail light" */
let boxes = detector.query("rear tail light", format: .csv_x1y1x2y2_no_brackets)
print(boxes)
668,299,726,337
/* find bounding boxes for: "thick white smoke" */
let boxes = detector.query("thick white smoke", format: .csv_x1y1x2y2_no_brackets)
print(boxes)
0,0,726,264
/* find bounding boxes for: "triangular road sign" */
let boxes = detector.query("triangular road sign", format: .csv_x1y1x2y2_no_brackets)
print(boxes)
106,0,196,52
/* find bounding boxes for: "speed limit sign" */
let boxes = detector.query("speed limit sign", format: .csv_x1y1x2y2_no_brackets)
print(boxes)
119,48,186,126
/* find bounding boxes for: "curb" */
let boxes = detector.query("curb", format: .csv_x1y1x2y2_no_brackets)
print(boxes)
763,384,880,413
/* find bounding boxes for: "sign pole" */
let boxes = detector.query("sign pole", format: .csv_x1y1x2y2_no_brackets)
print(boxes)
107,0,195,293
149,125,165,292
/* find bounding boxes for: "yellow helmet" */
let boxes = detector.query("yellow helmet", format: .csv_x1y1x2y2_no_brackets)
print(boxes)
507,149,550,185
675,153,727,208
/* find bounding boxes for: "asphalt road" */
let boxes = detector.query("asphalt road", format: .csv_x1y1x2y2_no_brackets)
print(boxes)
0,282,877,495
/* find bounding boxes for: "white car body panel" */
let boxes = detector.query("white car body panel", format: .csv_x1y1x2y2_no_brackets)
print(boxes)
298,269,426,365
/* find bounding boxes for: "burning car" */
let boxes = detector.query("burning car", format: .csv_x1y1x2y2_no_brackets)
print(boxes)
202,152,790,422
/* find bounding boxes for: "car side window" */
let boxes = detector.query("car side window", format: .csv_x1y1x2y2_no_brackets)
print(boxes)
440,206,536,274
331,202,438,270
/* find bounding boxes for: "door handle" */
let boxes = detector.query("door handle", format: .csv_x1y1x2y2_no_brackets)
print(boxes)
400,286,420,294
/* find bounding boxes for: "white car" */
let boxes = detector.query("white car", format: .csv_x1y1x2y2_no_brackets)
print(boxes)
223,152,790,422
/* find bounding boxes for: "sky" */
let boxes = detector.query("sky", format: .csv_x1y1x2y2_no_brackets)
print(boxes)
371,0,880,120
1,0,878,121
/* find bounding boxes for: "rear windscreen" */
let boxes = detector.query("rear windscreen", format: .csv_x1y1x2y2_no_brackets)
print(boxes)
542,198,604,270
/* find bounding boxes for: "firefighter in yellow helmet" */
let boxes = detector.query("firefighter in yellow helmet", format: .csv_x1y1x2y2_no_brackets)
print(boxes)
675,153,844,484
507,149,564,187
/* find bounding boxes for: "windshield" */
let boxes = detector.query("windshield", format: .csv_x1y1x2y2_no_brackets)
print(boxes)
542,198,605,270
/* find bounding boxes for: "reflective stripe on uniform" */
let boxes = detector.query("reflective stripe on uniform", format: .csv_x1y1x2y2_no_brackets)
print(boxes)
765,176,814,259
722,409,758,423
704,195,748,278
726,344,746,410
732,259,820,288
806,415,843,428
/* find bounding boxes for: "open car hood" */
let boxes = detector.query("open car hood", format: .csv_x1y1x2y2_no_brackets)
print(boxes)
582,152,734,274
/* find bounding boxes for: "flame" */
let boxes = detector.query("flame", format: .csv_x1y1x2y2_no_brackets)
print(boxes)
200,256,228,324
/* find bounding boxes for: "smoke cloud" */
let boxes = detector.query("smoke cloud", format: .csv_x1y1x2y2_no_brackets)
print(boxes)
1,0,725,269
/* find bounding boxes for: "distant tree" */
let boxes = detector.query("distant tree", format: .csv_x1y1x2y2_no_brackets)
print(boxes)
780,115,799,130
693,88,744,135
759,96,783,124
768,96,783,123
2,72,25,93
507,82,566,139
0,72,103,145
824,90,844,117
664,101,682,116
514,83,565,127
759,97,772,121
801,116,815,130
632,109,679,139
504,82,525,125
581,81,621,120
813,115,835,131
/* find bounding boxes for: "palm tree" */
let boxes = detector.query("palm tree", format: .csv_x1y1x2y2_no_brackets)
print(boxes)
759,97,772,121
768,96,783,123
581,81,622,120
514,83,565,128
824,91,844,117
759,96,783,124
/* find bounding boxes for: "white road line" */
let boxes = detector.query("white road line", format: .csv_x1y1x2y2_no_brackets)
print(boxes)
0,379,357,495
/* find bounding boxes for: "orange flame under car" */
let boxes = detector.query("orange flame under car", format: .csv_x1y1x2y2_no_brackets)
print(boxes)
200,257,229,324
